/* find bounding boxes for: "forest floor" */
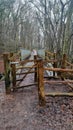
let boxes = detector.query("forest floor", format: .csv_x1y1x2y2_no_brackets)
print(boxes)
0,59,73,130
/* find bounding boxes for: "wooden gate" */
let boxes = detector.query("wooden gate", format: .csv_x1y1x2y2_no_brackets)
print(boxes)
3,52,38,93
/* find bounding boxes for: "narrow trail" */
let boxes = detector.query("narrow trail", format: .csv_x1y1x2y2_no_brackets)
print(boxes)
0,76,73,130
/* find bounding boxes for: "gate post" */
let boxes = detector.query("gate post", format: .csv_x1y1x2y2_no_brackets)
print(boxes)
62,54,67,69
11,63,16,91
34,55,38,82
38,59,46,106
3,53,11,93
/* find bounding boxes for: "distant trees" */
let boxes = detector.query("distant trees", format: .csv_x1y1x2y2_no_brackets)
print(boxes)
63,0,73,55
0,0,73,60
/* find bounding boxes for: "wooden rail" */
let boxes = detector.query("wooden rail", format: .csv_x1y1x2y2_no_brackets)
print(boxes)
44,68,73,72
16,71,35,75
16,65,37,70
14,83,38,90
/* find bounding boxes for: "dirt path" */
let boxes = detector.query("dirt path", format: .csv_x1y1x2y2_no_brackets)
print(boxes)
0,75,73,130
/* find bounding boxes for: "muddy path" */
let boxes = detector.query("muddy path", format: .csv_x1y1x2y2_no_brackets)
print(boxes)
0,73,73,130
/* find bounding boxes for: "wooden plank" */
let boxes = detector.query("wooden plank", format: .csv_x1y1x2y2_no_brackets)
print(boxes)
16,71,35,75
34,55,38,82
16,65,37,70
44,67,73,72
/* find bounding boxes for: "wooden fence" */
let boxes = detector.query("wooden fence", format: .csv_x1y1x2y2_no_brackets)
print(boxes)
3,50,73,106
37,51,73,106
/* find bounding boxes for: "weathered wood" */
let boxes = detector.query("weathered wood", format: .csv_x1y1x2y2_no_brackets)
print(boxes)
38,59,46,106
45,92,73,96
16,65,37,70
34,55,38,82
10,59,37,66
16,71,35,75
11,63,16,91
3,53,11,93
44,67,73,72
